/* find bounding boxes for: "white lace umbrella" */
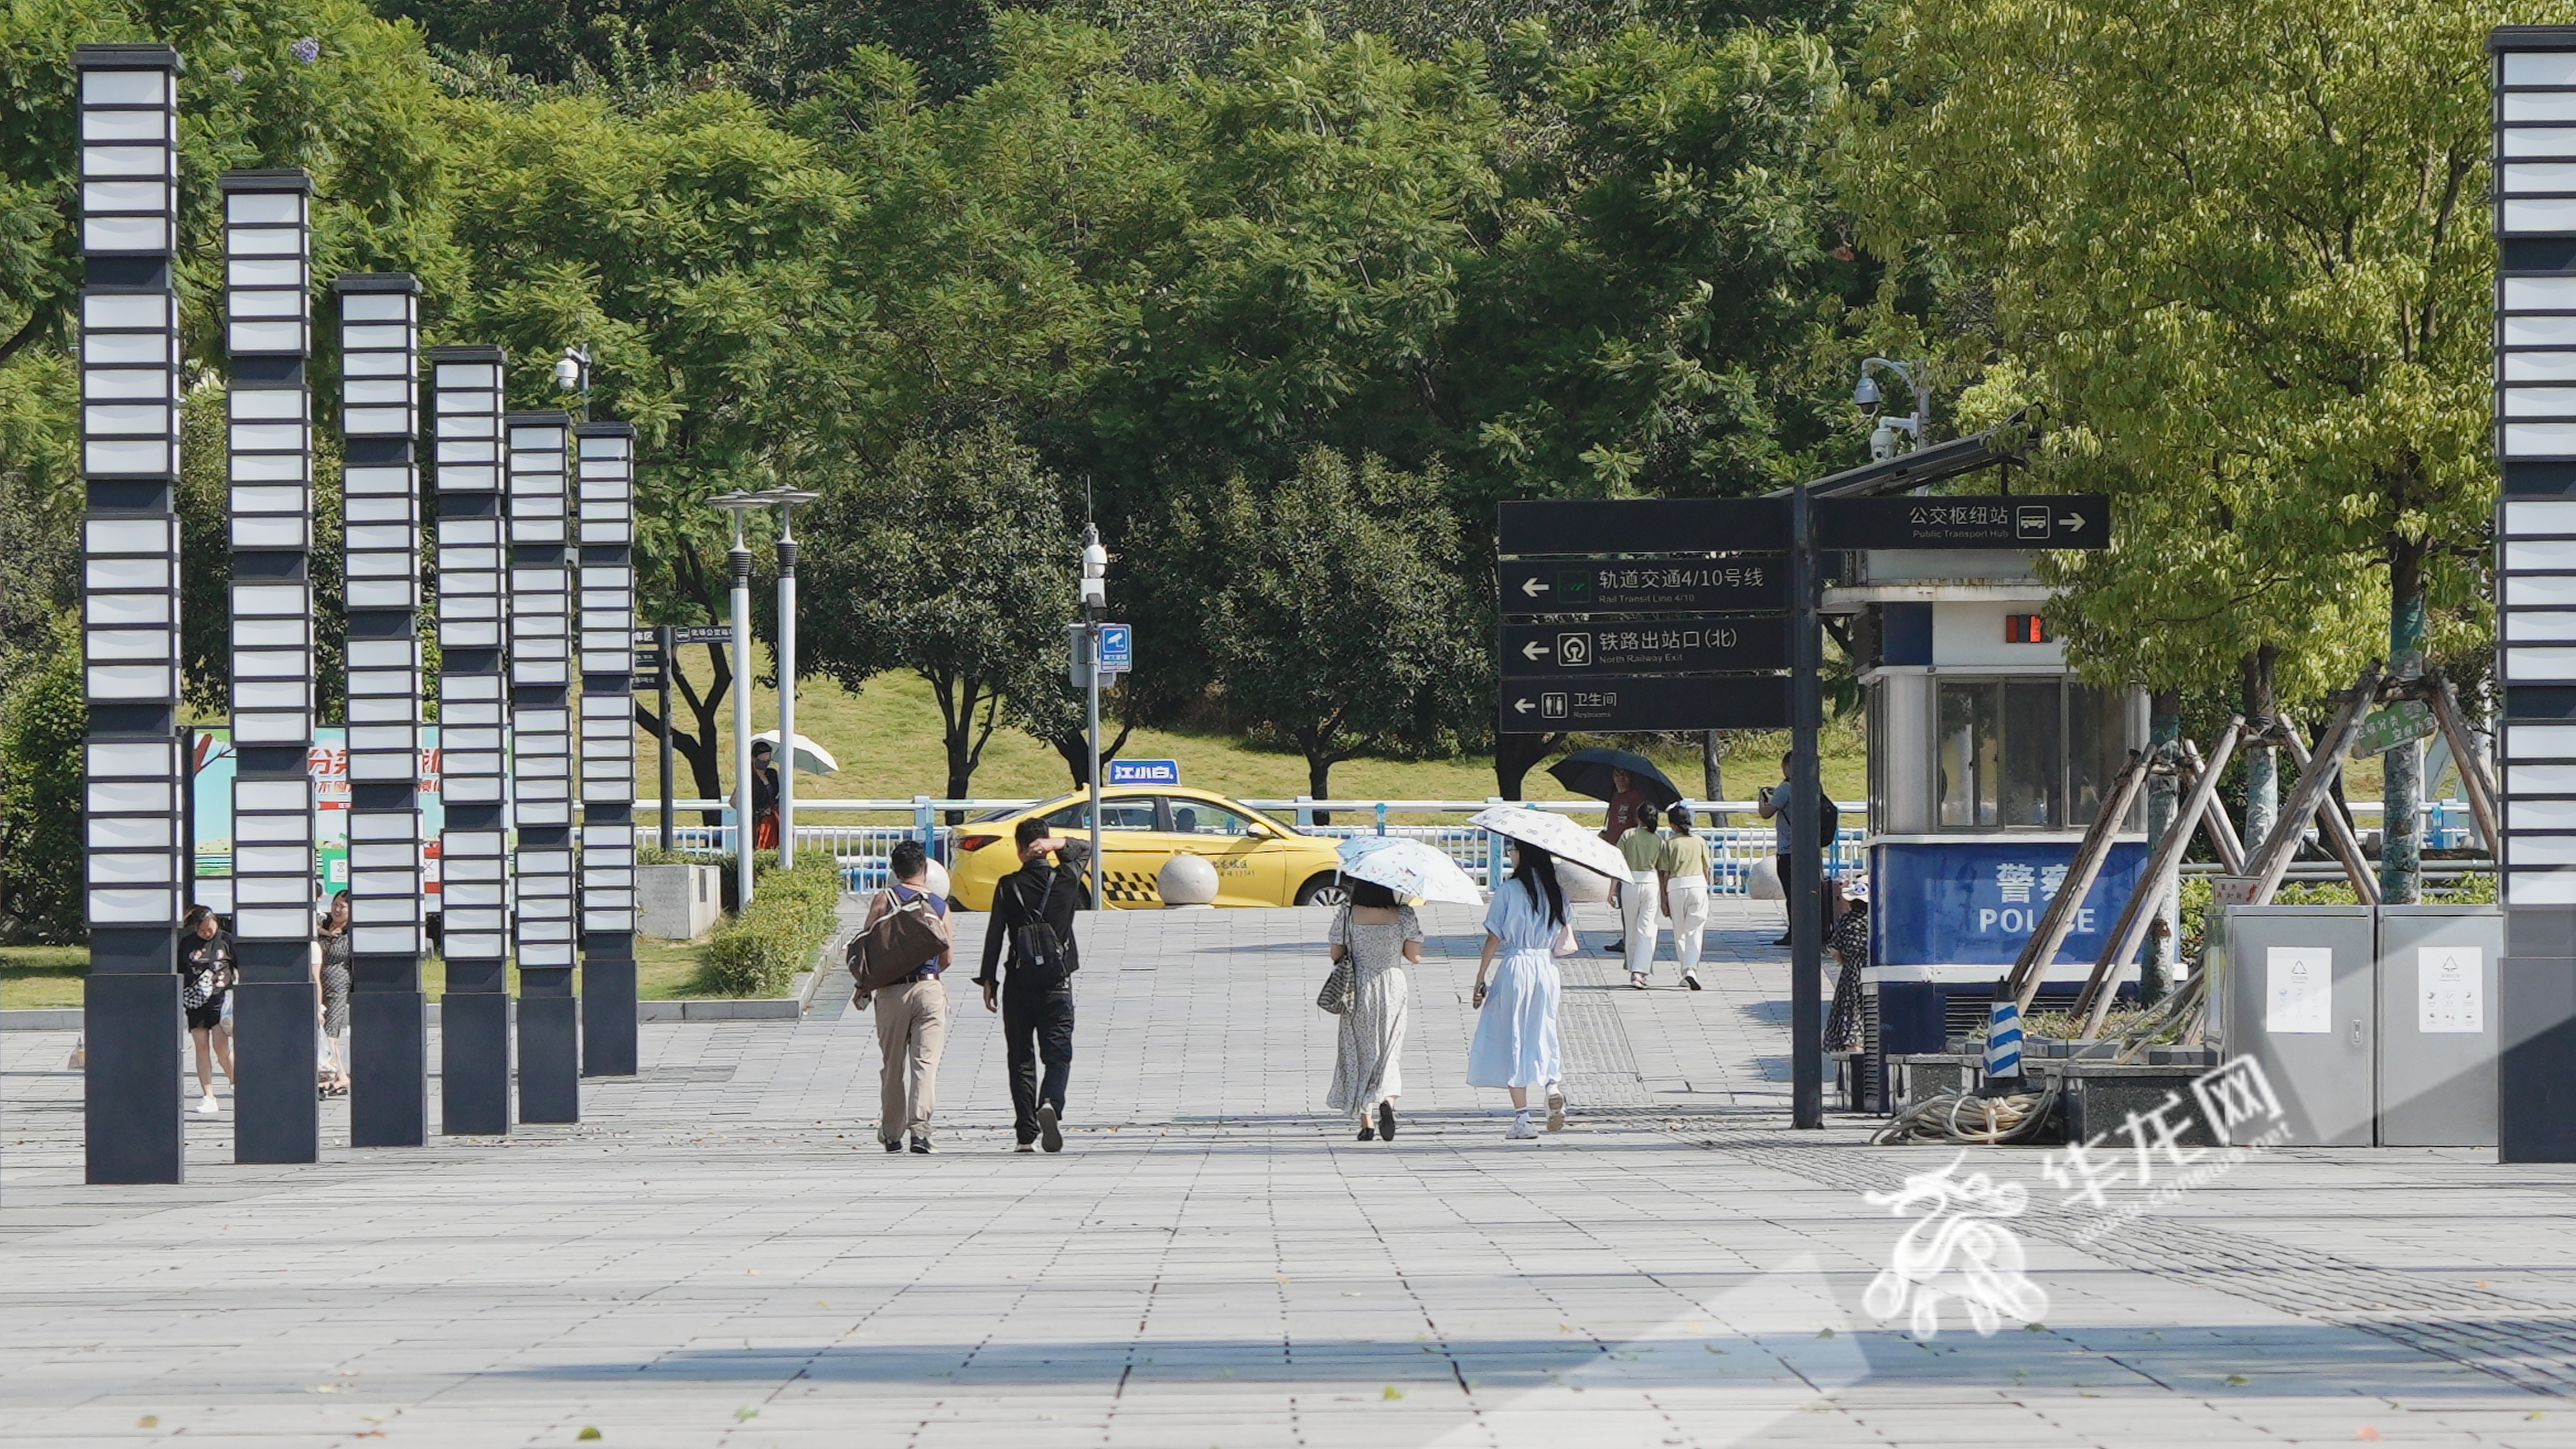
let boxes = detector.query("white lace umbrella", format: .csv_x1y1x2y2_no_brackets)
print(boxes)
749,730,838,775
1335,836,1484,906
1468,804,1628,881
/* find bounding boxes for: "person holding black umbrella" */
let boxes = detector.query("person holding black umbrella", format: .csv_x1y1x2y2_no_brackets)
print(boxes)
1546,749,1682,956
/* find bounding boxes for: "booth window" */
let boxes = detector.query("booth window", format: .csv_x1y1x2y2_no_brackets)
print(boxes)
1935,679,2130,830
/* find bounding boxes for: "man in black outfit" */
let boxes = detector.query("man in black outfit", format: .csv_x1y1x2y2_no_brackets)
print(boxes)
977,817,1091,1153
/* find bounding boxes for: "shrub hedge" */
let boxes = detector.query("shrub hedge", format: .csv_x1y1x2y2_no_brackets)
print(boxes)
699,855,846,998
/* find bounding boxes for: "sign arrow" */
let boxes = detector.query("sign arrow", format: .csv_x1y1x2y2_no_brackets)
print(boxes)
1521,640,1550,660
2058,514,2085,531
1513,697,1535,714
1520,576,1550,597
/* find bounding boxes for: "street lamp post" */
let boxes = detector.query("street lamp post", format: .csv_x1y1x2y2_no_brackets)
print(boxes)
1079,525,1107,910
1853,357,1932,461
760,489,820,870
711,491,765,910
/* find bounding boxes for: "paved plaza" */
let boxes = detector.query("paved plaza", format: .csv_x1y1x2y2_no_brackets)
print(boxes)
7,898,2576,1447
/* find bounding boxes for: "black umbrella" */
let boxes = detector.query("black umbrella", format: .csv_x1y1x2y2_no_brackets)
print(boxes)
1547,747,1683,807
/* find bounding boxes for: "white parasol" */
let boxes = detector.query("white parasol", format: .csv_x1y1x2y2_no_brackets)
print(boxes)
1468,805,1629,881
1335,836,1484,906
750,730,839,776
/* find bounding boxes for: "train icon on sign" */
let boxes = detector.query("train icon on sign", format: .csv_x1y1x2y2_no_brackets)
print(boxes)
1557,632,1592,666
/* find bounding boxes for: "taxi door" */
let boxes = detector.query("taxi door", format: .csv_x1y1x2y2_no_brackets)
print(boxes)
1156,798,1291,906
1037,793,1162,907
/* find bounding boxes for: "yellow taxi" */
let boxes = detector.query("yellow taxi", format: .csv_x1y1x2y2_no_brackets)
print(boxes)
946,786,1349,910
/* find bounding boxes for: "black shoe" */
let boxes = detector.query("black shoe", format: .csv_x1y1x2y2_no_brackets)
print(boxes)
1684,972,1703,991
1357,1125,1375,1141
1770,936,1791,947
910,1134,935,1154
1038,1103,1064,1153
1606,940,1625,953
1377,1102,1396,1142
883,1136,903,1153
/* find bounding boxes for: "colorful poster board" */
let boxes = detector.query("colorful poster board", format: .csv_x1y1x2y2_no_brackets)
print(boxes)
188,726,445,913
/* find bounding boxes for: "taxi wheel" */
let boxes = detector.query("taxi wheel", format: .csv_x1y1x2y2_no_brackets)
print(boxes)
1294,875,1349,907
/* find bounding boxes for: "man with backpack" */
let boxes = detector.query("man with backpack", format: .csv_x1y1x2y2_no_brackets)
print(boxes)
847,840,955,1154
976,817,1091,1153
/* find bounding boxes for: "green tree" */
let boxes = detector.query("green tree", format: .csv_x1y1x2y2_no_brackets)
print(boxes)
1190,449,1483,809
0,617,85,943
1838,0,2521,901
800,422,1082,804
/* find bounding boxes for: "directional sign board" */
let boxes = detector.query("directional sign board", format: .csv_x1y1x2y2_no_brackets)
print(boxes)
1498,558,1787,617
1499,674,1789,733
1500,617,1787,677
673,624,733,646
1498,498,1790,557
1813,495,2109,551
1097,623,1133,674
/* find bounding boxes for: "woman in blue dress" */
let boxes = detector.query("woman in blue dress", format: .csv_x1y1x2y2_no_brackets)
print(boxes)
1471,840,1568,1140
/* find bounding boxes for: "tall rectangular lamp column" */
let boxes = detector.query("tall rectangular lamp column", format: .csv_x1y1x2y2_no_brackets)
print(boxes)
430,345,512,1135
2493,25,2576,1162
508,412,580,1121
575,422,638,1076
75,43,186,1185
337,273,427,1147
220,168,319,1164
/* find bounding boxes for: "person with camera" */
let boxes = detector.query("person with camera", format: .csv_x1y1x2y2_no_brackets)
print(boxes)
1756,751,1840,949
976,817,1092,1153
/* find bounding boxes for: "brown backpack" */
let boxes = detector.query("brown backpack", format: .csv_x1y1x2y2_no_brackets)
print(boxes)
846,888,953,997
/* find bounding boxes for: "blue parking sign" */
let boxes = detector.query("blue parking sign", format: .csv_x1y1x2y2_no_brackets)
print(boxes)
1098,623,1133,673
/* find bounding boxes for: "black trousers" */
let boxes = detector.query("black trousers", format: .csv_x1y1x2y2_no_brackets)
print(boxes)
1001,977,1076,1144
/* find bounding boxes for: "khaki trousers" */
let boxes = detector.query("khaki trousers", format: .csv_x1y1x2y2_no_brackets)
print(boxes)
873,977,949,1143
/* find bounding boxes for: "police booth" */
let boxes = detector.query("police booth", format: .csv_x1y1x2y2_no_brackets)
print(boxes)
1834,544,2148,1109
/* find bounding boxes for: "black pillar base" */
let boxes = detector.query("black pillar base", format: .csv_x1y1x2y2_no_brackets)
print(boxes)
518,994,580,1123
83,972,183,1185
440,992,511,1135
582,958,636,1077
351,990,427,1147
231,979,320,1163
2501,955,2576,1162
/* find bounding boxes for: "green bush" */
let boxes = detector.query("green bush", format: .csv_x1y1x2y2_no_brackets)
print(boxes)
0,621,85,943
698,856,846,998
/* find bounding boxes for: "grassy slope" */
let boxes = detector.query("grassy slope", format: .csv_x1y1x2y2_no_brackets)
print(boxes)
637,649,1871,813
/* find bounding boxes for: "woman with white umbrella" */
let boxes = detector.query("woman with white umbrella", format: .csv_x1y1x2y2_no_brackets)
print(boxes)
1467,835,1579,1139
1324,837,1478,1143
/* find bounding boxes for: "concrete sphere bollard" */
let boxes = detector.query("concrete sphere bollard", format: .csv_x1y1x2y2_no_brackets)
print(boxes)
922,856,951,902
1159,853,1220,907
1557,861,1614,905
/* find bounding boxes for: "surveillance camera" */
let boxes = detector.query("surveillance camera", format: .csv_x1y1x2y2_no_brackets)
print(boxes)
1853,373,1882,414
553,357,580,391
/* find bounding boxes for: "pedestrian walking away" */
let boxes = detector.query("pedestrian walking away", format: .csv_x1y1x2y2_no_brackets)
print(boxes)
316,892,352,1098
1470,841,1569,1139
749,739,781,852
977,818,1090,1153
1659,804,1712,989
178,905,236,1115
850,840,955,1154
1598,766,1649,954
1323,878,1419,1142
1617,800,1665,987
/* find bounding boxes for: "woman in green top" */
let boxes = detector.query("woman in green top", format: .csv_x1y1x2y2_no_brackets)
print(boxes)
1659,804,1713,990
1617,801,1666,988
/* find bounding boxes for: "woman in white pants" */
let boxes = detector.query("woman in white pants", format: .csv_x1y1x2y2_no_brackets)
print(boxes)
1660,805,1713,991
1617,801,1665,988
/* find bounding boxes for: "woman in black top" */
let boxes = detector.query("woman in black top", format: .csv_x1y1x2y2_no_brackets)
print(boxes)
179,905,236,1115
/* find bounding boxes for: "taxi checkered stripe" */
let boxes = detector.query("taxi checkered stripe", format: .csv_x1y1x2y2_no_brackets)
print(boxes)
1102,870,1162,905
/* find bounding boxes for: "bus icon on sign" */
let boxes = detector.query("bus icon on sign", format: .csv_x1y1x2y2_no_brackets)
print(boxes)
2016,505,2051,540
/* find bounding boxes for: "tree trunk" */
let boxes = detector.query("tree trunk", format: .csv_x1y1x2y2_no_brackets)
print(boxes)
633,641,732,827
1306,752,1336,826
1046,719,1134,789
2381,538,2426,905
1493,731,1564,801
2142,689,2181,1003
1702,730,1727,827
2240,645,2279,860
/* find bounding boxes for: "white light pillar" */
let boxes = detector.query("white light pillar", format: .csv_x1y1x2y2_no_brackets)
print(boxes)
575,422,638,1076
506,411,579,1123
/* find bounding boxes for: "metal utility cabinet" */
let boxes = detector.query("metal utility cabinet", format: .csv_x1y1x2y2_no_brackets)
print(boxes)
2213,904,2501,1148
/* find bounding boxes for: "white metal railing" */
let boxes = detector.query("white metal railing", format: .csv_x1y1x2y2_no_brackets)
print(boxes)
640,796,1869,895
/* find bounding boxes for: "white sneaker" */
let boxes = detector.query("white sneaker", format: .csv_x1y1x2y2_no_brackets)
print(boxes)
1505,1112,1540,1140
194,1093,219,1115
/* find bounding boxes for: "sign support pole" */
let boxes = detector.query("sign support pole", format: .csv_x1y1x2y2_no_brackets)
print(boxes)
1789,481,1825,1129
1087,621,1104,910
657,624,675,853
